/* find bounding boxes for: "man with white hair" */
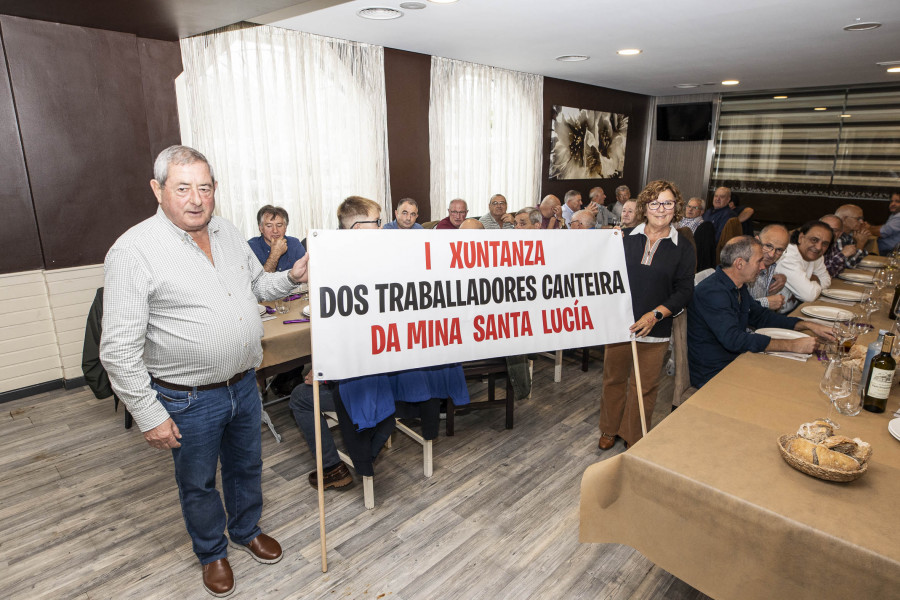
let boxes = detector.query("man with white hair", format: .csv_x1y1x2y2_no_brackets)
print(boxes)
609,185,630,223
435,198,468,229
568,209,596,229
833,204,870,268
677,197,706,233
561,190,583,227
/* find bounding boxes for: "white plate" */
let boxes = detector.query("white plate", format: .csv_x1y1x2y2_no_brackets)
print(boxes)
858,256,889,268
820,288,864,302
800,305,855,321
755,327,810,340
889,418,900,442
258,304,268,316
838,271,874,283
302,305,311,318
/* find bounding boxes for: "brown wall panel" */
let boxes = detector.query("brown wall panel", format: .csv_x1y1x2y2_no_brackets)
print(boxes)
384,48,431,221
542,77,651,206
138,38,183,161
0,23,42,274
1,16,160,269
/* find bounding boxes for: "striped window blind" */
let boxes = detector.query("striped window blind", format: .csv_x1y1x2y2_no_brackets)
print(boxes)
711,87,900,198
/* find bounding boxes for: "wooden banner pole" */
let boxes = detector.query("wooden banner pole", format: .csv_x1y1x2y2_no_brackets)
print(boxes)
630,337,648,436
312,377,328,571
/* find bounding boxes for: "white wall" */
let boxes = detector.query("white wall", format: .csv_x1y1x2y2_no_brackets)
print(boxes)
0,265,103,394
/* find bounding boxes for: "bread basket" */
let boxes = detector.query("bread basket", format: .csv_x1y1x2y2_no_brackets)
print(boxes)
777,434,867,482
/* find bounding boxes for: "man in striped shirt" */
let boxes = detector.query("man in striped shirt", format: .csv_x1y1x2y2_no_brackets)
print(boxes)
101,145,308,597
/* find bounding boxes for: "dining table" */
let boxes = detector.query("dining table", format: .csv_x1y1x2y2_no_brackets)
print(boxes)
257,295,312,387
579,262,900,600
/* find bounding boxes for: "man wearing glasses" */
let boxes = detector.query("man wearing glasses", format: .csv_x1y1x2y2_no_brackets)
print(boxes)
746,224,790,311
834,204,870,267
478,194,515,229
435,198,468,229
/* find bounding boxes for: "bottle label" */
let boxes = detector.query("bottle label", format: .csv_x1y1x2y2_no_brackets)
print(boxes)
867,367,893,400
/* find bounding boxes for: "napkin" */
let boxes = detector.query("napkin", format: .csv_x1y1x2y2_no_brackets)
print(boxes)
764,351,811,362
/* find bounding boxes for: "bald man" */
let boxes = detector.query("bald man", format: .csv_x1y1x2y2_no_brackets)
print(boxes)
538,195,564,229
834,204,870,268
703,187,739,242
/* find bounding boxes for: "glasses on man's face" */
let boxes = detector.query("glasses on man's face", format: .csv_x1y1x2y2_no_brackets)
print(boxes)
449,210,468,216
647,200,675,211
490,201,507,207
351,218,382,229
761,242,786,256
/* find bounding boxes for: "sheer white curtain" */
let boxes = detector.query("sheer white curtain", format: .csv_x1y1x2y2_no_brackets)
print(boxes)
178,25,390,237
429,57,543,219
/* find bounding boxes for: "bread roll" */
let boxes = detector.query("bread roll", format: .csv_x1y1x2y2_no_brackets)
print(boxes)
820,435,857,454
814,445,860,471
851,438,873,465
797,420,834,443
787,437,818,463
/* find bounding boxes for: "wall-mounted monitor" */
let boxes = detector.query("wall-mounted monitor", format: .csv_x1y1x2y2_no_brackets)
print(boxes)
656,102,712,141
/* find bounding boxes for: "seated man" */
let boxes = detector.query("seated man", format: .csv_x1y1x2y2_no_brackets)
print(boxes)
702,187,739,242
561,189,583,226
514,207,541,229
610,185,630,223
588,186,617,227
869,191,900,254
746,224,790,311
619,199,637,228
568,209,596,230
247,205,307,272
677,197,705,233
459,218,485,230
479,194,514,229
687,236,832,388
774,220,833,313
820,214,848,277
289,369,352,490
435,198,468,229
382,197,424,229
538,194,564,229
834,203,870,268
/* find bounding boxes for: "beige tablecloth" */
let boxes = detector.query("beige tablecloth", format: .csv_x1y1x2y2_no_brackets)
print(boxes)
259,298,311,371
580,277,900,600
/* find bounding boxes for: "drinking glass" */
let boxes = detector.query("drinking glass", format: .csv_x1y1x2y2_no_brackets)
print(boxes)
858,290,878,324
820,359,850,411
832,365,862,416
274,297,289,314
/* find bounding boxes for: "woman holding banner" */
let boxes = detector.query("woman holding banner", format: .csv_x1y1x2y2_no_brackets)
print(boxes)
598,180,695,450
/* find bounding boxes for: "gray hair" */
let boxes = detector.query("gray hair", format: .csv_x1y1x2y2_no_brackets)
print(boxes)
720,235,761,267
615,185,630,197
397,197,418,210
516,207,542,226
564,189,582,203
835,204,862,219
687,197,706,211
153,145,215,186
572,209,596,228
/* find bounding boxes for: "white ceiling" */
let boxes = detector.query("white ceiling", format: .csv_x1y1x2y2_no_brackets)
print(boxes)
251,0,900,97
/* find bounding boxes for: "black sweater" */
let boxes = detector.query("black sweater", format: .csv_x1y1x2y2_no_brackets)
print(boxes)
621,227,696,338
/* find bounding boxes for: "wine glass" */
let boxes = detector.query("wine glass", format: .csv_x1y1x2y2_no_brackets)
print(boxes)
820,359,850,414
832,365,862,416
858,290,878,324
832,318,852,356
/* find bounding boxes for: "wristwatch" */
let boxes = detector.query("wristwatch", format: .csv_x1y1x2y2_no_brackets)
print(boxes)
653,310,664,321
286,270,299,285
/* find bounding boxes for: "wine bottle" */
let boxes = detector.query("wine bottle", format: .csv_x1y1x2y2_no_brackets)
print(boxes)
863,333,895,413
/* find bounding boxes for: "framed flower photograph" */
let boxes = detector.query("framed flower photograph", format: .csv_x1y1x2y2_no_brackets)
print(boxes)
549,105,628,180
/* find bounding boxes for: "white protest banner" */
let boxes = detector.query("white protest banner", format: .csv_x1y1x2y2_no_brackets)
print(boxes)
307,229,633,380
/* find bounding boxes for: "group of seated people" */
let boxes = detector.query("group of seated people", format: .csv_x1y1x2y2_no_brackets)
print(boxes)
252,185,900,484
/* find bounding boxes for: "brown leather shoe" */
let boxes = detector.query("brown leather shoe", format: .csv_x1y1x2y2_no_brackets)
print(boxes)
598,433,616,450
308,461,353,490
230,533,283,564
202,558,234,597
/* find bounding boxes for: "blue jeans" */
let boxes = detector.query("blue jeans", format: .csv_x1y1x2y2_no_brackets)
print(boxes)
152,370,262,564
289,383,341,470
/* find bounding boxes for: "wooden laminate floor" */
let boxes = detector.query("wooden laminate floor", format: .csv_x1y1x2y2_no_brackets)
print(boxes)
0,353,711,600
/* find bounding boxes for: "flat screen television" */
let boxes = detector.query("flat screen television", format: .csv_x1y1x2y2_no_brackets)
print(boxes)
656,102,712,141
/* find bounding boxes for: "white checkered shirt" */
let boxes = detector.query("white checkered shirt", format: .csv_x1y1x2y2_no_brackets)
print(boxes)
100,207,295,432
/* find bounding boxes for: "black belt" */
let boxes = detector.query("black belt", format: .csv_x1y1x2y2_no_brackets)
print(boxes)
151,369,253,392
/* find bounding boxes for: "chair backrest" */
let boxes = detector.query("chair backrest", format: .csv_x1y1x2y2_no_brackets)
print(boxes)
422,220,439,229
670,311,698,408
715,217,744,264
694,268,716,286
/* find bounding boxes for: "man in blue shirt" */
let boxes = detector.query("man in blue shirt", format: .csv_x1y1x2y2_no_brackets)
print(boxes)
687,236,833,389
247,205,306,272
382,197,424,230
872,191,900,254
702,187,738,242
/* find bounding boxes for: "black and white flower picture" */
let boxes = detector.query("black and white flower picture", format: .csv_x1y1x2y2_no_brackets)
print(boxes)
549,105,628,180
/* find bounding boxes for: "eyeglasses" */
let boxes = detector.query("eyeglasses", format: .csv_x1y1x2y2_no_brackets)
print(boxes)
449,210,468,216
490,201,507,207
761,242,786,256
351,218,382,229
647,201,675,211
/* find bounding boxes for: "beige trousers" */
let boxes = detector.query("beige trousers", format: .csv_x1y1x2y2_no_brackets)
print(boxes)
599,340,668,447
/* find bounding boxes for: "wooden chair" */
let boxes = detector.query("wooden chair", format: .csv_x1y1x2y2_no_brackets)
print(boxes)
715,217,744,264
451,358,515,435
670,311,698,410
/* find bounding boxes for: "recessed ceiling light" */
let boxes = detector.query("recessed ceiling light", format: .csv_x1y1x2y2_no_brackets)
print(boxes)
888,67,900,73
556,55,589,62
400,2,426,8
773,95,788,99
814,107,827,111
843,19,882,32
674,83,699,89
617,49,641,56
357,7,403,19
721,80,740,86
841,114,852,118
